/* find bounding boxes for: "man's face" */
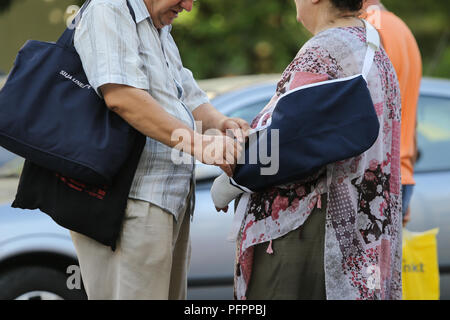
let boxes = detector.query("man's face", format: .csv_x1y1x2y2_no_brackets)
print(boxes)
144,0,194,29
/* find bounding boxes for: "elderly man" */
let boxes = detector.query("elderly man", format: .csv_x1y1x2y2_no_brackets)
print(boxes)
70,0,249,300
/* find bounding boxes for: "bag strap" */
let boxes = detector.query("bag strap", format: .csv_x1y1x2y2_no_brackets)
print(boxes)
362,19,380,81
127,0,137,22
57,0,137,49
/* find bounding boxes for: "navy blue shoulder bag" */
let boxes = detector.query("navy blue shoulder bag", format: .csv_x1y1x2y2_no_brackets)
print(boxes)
0,0,139,186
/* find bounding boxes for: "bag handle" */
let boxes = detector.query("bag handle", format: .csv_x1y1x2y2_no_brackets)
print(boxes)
362,19,380,81
57,0,137,49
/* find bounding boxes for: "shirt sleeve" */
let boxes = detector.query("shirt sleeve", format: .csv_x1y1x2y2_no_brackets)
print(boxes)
74,1,149,98
179,66,210,112
164,34,209,112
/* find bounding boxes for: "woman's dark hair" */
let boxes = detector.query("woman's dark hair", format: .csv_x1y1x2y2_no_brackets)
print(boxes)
329,0,364,12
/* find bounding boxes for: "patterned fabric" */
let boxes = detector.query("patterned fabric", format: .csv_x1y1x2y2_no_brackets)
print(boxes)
234,26,402,300
74,0,209,219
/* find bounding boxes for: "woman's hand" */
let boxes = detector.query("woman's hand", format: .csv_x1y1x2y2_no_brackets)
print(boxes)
215,205,229,213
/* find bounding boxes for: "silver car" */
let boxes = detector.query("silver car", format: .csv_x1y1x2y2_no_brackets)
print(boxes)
0,75,449,300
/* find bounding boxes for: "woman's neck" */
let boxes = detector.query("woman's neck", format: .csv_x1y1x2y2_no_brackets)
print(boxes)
312,13,364,35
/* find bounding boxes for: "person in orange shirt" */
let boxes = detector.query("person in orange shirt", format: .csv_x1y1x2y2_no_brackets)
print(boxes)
362,0,422,225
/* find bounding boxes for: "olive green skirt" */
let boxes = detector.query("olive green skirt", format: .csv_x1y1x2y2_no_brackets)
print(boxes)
245,194,327,300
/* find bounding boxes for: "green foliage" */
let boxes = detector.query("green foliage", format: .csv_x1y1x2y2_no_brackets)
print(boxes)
2,0,449,79
0,0,14,13
382,0,450,77
171,0,450,79
171,0,304,78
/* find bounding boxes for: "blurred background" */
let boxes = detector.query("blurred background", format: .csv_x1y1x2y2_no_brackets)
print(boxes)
0,0,449,79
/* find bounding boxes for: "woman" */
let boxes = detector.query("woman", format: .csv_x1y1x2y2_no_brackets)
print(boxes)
225,0,402,300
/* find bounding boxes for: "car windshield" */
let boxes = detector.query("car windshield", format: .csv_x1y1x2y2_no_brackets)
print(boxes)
227,99,269,124
415,94,450,172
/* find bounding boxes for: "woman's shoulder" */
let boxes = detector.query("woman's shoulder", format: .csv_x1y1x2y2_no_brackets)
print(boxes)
303,26,365,52
296,27,367,76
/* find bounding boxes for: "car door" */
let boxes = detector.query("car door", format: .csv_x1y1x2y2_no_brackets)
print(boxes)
407,89,450,300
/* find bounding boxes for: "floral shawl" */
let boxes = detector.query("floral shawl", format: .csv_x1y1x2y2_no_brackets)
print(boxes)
234,26,402,300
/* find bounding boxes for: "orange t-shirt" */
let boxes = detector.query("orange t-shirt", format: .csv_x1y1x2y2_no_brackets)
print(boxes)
365,10,422,185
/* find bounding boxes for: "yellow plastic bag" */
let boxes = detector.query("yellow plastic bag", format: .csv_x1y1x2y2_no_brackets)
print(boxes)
402,228,440,300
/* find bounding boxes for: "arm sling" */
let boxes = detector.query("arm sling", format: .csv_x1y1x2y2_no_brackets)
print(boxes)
211,20,381,241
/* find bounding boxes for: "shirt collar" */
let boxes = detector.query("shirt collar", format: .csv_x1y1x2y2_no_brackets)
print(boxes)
128,0,150,24
129,0,172,34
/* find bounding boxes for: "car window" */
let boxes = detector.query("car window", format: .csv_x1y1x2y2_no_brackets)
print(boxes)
415,95,450,172
0,148,15,165
227,99,270,124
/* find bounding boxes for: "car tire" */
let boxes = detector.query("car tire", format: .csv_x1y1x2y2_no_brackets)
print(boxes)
0,266,87,300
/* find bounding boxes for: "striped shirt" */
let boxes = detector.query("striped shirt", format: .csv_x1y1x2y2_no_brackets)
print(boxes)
74,0,209,220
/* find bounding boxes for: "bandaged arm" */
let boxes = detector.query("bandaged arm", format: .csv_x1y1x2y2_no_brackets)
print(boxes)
211,172,245,209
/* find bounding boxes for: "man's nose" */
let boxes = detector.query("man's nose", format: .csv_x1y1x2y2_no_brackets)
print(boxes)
180,0,194,12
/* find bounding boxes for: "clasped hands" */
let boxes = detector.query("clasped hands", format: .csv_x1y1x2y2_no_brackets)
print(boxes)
193,117,250,178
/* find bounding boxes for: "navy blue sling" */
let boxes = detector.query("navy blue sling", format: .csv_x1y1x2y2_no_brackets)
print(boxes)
0,0,139,186
211,20,382,216
229,20,381,194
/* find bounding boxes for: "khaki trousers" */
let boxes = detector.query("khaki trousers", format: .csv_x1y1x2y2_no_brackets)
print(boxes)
70,189,192,300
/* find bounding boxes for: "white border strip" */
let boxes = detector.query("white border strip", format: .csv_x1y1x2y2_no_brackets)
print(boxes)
230,177,254,193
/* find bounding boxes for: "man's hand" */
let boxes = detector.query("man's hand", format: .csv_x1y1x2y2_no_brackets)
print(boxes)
219,117,251,143
192,104,250,142
192,132,242,177
191,104,249,176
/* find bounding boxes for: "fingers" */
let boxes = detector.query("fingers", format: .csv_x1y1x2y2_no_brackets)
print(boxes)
215,205,229,213
219,142,239,177
234,118,251,137
196,134,242,176
223,118,250,143
224,137,242,170
225,126,244,143
220,163,233,177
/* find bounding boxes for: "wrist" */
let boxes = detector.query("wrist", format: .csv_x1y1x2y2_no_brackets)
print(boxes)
191,131,203,156
172,128,198,156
